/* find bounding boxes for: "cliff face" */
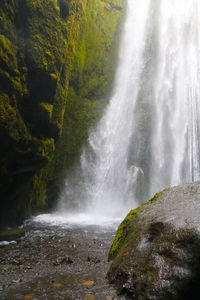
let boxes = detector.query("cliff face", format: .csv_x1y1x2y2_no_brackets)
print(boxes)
0,0,125,227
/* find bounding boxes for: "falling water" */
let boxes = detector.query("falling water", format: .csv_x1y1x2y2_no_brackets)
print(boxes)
58,0,200,223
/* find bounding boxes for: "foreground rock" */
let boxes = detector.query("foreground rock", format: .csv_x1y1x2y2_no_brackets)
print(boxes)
107,182,200,300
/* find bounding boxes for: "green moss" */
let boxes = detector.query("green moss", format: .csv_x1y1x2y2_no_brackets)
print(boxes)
136,189,168,211
76,39,86,71
0,227,25,241
109,209,139,260
0,94,28,141
109,189,169,260
54,0,125,186
30,167,50,209
0,0,125,228
0,34,17,68
38,138,55,162
0,94,16,121
50,73,58,80
40,102,53,119
0,264,19,270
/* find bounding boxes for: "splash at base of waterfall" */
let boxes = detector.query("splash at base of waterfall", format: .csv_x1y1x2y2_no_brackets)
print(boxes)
32,212,123,228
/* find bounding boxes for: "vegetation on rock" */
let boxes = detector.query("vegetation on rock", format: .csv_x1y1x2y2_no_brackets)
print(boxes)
0,0,125,228
0,227,25,241
108,183,200,300
108,189,167,260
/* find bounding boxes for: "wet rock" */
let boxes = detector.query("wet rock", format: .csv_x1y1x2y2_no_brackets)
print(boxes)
26,266,32,270
19,265,24,269
107,182,200,300
12,279,22,284
12,259,20,265
53,256,73,266
21,241,30,248
87,256,101,264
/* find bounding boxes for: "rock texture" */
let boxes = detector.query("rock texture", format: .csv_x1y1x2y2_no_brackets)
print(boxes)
0,0,124,227
107,182,200,300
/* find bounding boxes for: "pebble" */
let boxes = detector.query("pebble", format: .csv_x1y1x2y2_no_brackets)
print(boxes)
12,279,22,284
53,256,74,266
87,256,100,264
12,259,20,265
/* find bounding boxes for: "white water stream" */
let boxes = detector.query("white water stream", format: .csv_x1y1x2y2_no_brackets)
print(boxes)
36,0,200,226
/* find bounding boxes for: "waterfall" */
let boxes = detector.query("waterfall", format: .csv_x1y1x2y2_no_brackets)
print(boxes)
58,0,200,223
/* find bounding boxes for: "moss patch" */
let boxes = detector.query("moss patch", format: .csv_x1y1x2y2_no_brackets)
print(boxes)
0,227,25,241
53,0,125,189
109,189,168,260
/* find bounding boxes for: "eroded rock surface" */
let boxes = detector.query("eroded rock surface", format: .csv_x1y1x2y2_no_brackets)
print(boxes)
107,182,200,300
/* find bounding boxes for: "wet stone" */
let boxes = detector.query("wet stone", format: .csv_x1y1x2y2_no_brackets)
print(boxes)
53,256,74,266
87,257,101,264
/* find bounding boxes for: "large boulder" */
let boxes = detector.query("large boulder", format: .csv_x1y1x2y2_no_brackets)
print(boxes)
107,182,200,300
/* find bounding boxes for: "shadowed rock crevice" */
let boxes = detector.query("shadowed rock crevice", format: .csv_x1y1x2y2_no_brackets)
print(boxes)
58,0,70,19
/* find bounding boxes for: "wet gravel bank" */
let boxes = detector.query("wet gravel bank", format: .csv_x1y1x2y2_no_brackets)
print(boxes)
0,220,119,300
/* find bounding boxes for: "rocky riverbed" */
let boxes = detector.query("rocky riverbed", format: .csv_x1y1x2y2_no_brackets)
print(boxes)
0,219,120,300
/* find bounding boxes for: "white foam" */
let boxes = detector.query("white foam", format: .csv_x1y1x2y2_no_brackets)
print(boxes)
0,240,17,246
32,212,123,229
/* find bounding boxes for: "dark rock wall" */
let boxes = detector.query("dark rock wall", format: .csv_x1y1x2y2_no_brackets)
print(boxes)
0,0,125,227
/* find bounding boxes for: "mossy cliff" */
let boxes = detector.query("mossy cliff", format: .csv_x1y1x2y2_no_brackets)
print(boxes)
0,0,125,227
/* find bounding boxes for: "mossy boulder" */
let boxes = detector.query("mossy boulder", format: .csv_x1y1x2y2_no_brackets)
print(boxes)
108,182,200,300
